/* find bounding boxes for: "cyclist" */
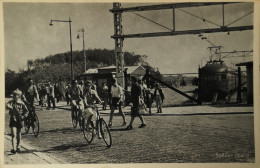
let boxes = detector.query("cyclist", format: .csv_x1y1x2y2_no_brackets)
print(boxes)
82,82,103,138
68,80,84,122
22,78,39,114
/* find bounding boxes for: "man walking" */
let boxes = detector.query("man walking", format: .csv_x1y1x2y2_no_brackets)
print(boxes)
47,82,56,110
108,78,126,128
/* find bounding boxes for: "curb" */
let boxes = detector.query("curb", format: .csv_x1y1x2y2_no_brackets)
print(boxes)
5,134,61,164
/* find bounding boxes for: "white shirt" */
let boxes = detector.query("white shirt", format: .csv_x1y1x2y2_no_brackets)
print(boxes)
111,84,123,98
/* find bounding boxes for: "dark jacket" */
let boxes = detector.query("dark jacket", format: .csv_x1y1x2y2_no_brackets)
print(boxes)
154,88,164,101
130,82,142,106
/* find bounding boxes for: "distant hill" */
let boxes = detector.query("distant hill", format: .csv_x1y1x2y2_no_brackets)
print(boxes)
5,48,161,95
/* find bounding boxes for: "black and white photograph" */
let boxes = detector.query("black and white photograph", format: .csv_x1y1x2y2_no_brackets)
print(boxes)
1,1,259,167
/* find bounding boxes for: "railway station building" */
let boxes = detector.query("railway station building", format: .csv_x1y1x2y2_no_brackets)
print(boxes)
236,61,253,104
78,65,146,93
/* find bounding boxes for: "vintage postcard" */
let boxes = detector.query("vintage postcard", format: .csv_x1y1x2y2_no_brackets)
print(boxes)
0,1,259,168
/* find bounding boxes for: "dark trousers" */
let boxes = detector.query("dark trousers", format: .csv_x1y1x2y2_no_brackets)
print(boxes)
47,95,56,108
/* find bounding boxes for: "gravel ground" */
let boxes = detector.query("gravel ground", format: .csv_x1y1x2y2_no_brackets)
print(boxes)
4,102,254,163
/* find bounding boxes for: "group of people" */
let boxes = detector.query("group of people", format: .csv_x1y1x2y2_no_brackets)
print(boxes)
38,82,60,110
6,76,165,154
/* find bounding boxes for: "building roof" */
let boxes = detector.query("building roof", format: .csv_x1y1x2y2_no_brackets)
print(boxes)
82,65,145,75
97,66,116,70
82,68,98,74
125,66,145,74
236,61,253,66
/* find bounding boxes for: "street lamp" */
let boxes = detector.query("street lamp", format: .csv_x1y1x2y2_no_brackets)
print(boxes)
49,17,74,80
77,28,86,72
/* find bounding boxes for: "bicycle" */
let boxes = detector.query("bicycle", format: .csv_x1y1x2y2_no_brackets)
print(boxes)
81,104,112,148
71,99,84,129
24,103,40,137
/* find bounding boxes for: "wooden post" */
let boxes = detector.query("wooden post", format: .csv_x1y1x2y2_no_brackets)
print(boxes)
198,67,202,105
237,66,242,103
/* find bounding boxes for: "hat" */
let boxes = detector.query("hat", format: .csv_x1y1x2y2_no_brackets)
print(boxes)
85,81,92,86
71,80,77,85
111,78,116,83
131,76,137,82
13,89,22,96
26,78,32,83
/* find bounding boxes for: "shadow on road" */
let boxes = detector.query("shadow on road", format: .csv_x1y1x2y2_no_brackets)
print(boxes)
209,104,253,108
18,149,38,154
109,128,129,132
144,112,253,117
38,127,82,134
41,142,109,153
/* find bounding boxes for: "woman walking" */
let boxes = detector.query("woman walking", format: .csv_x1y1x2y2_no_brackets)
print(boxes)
6,89,29,154
101,83,109,110
126,77,146,130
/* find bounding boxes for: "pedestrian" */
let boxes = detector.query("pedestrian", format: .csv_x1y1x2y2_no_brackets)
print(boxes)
145,88,153,114
124,81,132,106
126,76,146,130
91,81,97,91
39,85,48,110
6,89,29,154
54,83,61,103
108,78,127,128
65,83,71,105
47,82,56,110
79,80,84,95
154,83,164,113
101,83,109,110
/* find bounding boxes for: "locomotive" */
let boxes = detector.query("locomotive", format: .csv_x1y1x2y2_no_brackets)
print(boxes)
197,46,245,103
198,60,239,102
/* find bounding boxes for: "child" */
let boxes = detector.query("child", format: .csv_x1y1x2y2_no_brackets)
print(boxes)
154,83,164,113
145,88,153,114
6,89,29,154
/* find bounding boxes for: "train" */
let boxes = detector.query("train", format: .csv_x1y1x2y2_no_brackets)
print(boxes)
198,60,245,103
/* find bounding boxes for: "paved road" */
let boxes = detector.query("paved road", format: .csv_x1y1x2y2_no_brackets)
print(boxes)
4,135,64,164
4,101,254,164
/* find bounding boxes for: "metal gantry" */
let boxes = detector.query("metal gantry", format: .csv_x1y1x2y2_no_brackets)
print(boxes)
112,3,125,86
110,2,253,87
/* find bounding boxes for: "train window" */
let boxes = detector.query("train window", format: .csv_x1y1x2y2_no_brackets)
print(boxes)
208,75,218,80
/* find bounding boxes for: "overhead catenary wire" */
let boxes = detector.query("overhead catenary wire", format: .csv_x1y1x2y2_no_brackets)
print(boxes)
221,50,253,59
226,10,253,27
177,8,222,28
197,7,219,46
131,12,173,31
205,39,216,47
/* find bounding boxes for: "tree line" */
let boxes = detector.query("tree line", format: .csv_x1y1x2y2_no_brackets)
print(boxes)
5,48,161,96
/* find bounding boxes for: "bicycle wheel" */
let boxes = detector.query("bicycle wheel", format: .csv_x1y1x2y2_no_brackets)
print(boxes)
24,118,30,134
71,108,78,128
82,120,94,144
99,118,112,148
78,112,84,129
32,114,40,137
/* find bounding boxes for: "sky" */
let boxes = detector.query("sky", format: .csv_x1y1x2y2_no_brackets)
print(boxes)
3,2,254,74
